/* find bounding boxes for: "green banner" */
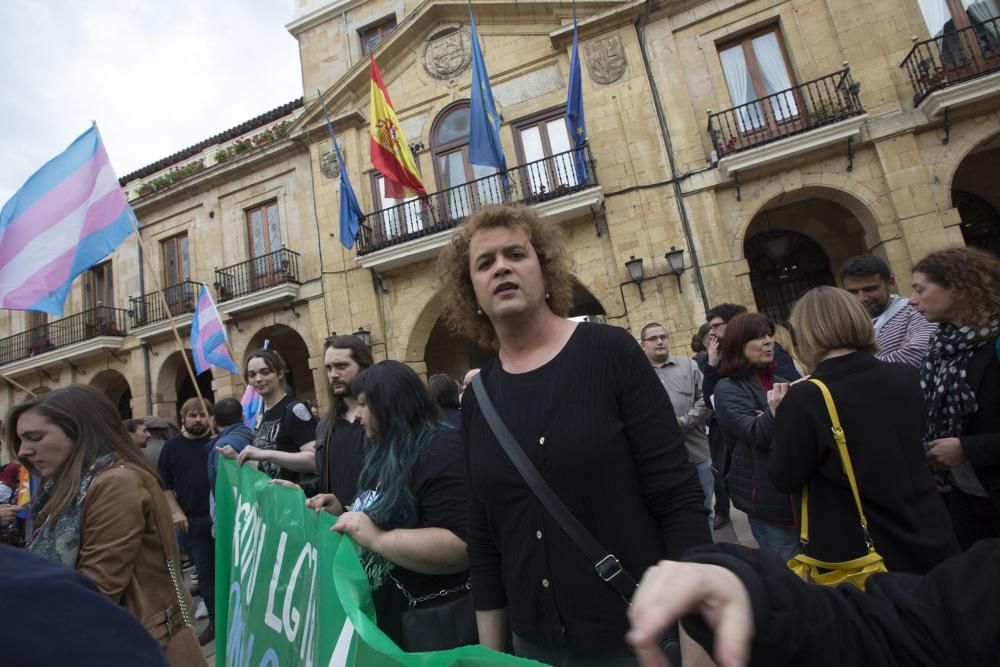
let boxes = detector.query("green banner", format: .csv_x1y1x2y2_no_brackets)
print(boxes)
215,458,540,666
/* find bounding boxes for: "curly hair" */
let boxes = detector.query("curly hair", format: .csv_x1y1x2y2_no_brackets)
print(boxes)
912,247,1000,327
437,204,574,350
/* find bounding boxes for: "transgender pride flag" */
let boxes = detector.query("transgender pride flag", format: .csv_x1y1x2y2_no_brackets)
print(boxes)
0,124,134,315
191,284,239,375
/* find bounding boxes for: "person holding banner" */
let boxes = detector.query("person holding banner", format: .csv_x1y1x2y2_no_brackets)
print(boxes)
330,360,476,652
5,385,205,665
231,348,317,482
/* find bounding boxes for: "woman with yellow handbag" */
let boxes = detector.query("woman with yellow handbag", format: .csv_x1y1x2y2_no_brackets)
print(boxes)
768,287,958,579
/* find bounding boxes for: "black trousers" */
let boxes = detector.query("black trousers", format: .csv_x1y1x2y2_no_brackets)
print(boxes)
708,426,730,518
180,514,215,620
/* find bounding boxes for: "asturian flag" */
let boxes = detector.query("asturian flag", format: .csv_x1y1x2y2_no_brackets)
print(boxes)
369,56,426,199
0,124,134,315
191,284,239,375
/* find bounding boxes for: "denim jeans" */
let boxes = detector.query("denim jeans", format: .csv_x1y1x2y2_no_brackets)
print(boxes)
748,516,800,562
694,459,715,521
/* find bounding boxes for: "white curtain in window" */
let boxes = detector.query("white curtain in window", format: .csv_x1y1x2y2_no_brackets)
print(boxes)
964,0,1000,44
918,0,951,37
752,33,798,121
719,45,762,131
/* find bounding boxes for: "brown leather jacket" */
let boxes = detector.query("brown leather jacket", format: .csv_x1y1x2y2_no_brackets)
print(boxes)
78,463,205,665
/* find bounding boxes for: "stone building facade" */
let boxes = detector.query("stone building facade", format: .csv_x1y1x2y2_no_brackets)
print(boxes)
1,0,998,441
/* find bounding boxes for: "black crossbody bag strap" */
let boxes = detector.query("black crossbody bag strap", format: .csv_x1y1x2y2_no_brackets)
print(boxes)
471,373,637,603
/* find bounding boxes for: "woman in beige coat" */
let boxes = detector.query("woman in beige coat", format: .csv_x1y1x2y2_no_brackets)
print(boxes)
6,384,205,666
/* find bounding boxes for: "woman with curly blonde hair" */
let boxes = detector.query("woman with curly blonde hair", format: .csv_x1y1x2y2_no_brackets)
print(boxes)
909,247,1000,548
438,204,710,664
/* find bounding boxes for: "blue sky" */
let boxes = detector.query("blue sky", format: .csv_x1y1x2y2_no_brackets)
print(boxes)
0,0,303,202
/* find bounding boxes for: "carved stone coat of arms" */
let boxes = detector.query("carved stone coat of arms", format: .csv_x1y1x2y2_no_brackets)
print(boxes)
584,35,628,85
423,26,472,80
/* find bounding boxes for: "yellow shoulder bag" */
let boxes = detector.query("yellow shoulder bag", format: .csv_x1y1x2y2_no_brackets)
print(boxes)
786,379,888,590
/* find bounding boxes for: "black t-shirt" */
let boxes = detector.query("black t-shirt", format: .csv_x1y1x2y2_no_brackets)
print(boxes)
312,414,366,505
361,428,469,647
157,433,212,518
253,395,317,482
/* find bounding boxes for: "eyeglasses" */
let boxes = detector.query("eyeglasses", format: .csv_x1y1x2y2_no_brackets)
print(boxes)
643,334,669,342
708,321,726,330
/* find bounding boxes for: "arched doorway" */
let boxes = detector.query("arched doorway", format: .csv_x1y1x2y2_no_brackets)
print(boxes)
422,279,608,378
155,350,215,422
245,325,317,408
953,133,1000,254
743,191,869,324
90,369,133,419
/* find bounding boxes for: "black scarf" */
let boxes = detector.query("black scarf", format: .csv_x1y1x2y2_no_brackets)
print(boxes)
920,320,1000,448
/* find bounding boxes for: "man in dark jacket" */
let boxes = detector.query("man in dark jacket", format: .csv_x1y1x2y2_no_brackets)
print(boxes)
627,540,1000,667
207,398,254,495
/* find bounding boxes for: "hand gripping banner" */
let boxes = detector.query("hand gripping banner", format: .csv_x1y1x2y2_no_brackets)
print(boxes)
215,458,540,666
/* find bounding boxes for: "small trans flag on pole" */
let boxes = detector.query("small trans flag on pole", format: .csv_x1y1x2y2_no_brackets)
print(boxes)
191,284,239,375
0,124,135,315
240,385,263,429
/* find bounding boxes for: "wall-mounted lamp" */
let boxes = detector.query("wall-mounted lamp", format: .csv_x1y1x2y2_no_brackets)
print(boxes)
353,327,372,347
625,256,646,300
664,246,687,292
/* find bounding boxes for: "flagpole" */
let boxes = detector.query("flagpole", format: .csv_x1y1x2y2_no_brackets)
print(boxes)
128,214,212,418
0,374,37,398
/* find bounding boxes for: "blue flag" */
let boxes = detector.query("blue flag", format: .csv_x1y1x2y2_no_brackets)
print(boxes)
318,92,365,249
565,4,588,185
468,7,508,178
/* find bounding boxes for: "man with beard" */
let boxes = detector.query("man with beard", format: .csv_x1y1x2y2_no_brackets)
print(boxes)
840,255,936,367
157,397,217,644
303,335,373,514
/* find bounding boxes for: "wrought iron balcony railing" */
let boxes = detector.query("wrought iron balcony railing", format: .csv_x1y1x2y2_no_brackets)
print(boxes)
356,144,598,255
901,16,1000,105
129,280,201,328
0,306,128,366
215,247,301,302
708,67,864,159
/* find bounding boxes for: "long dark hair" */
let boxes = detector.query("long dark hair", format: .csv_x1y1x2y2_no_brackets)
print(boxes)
5,384,162,525
718,313,775,378
351,361,445,528
324,335,374,418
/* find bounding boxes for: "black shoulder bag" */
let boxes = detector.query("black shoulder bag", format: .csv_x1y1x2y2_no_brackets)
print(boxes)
471,374,681,663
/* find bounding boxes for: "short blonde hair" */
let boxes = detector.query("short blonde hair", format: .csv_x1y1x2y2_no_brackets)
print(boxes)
789,286,878,372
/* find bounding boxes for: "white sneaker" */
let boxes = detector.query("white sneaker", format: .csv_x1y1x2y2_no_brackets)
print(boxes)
195,600,209,620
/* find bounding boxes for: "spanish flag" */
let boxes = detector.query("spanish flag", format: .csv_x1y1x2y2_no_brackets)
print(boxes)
369,57,426,199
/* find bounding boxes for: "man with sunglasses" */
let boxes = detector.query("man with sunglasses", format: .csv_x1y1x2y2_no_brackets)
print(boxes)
641,323,713,526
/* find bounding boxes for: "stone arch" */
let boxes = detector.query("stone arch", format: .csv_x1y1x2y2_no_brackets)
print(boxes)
950,131,1000,254
244,325,317,407
942,123,1000,195
154,349,214,422
741,185,876,323
406,276,610,379
741,184,882,249
90,369,133,419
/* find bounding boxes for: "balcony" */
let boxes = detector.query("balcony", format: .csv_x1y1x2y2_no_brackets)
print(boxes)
355,145,603,272
901,16,1000,117
214,248,302,315
708,67,867,177
129,280,201,338
0,306,128,374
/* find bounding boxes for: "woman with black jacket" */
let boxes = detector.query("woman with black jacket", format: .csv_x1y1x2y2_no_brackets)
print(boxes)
910,247,1000,548
713,313,798,560
768,287,958,574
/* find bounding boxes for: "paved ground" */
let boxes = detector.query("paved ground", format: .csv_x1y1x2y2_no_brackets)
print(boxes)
192,508,757,664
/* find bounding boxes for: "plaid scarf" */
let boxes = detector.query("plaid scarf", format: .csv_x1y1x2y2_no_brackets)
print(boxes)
27,454,119,568
920,320,1000,449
